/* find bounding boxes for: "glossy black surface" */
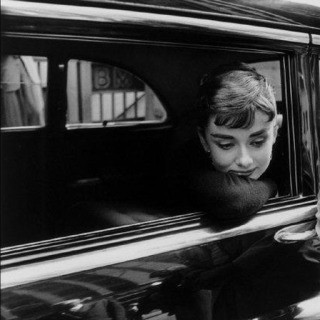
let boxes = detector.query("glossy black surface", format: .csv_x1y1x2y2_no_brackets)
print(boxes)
2,228,320,319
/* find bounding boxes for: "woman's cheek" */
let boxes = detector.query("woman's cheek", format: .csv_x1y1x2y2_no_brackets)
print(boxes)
210,148,233,172
255,146,272,175
258,140,272,160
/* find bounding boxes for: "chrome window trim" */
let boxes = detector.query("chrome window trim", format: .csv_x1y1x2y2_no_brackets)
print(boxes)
1,204,317,289
2,0,309,44
1,126,45,132
66,120,168,130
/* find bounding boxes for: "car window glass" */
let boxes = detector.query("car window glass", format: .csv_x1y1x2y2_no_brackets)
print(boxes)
66,60,167,127
1,55,47,129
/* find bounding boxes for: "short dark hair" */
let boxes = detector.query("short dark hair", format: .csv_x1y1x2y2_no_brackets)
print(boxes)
196,62,277,129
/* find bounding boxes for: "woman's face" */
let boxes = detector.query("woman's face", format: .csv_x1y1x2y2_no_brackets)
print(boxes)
199,111,278,180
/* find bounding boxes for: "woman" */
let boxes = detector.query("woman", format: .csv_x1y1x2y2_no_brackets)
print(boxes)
150,62,288,320
171,61,281,222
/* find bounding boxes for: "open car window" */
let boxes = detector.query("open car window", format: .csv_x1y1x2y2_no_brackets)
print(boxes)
1,46,312,246
59,54,292,236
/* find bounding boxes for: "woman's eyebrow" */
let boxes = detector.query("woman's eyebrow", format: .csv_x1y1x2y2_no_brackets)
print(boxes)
210,129,268,139
249,129,267,138
210,133,234,139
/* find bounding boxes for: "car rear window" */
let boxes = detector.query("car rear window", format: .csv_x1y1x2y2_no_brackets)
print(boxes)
66,60,167,128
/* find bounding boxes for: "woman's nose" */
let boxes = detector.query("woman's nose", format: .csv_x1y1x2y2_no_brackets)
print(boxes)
236,147,253,168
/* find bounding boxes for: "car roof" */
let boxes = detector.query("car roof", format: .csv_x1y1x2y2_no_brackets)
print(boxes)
110,0,320,27
22,0,318,30
2,0,320,35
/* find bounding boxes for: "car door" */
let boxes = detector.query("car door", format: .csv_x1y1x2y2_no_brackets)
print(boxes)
1,1,319,320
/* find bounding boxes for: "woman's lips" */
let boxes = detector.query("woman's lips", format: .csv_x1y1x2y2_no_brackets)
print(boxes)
229,169,255,177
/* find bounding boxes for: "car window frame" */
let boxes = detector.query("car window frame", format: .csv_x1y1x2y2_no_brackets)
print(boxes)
1,39,316,234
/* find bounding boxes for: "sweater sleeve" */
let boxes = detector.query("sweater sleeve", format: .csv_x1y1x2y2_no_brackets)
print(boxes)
184,169,277,222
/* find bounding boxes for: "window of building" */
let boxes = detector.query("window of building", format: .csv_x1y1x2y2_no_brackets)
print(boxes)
66,60,167,128
1,55,47,129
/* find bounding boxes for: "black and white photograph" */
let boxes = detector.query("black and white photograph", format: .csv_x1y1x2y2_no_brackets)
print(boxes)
1,0,320,319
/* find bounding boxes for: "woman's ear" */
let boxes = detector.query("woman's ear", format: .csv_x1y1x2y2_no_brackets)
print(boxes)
197,127,210,152
273,114,283,143
273,114,282,144
276,114,283,128
273,125,279,144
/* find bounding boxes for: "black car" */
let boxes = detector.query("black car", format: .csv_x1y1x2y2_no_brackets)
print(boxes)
1,0,320,319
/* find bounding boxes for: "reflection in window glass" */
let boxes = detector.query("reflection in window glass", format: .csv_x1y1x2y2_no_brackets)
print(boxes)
67,60,167,126
1,55,47,128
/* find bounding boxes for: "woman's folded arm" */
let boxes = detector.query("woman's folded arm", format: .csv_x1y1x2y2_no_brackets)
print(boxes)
184,170,277,221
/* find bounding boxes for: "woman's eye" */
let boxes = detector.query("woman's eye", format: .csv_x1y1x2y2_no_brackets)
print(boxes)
251,139,265,148
217,143,234,150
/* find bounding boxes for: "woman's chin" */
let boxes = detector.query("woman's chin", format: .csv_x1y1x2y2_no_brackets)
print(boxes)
249,171,262,180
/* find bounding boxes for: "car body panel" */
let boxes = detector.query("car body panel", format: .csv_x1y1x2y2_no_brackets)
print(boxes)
2,222,320,319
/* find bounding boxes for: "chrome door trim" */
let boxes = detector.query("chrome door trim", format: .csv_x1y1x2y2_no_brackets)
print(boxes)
1,204,317,289
1,0,309,44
